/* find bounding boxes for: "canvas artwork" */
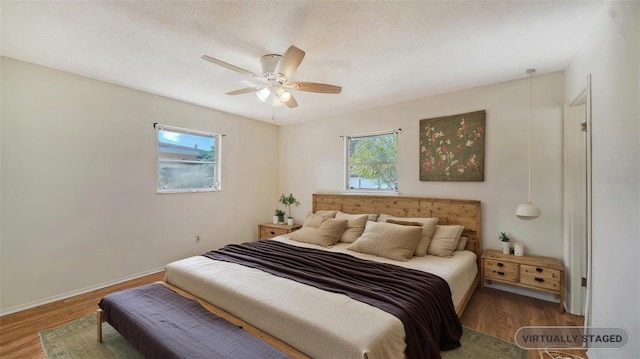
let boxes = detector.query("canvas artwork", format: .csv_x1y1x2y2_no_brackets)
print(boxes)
419,110,485,181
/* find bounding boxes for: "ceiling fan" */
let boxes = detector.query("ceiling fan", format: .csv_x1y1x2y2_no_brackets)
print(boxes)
201,45,342,108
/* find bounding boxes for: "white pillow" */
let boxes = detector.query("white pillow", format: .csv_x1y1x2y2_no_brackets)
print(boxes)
427,225,465,257
376,214,438,256
347,221,422,262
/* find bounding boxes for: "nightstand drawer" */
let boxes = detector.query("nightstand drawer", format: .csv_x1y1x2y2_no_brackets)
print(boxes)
483,259,519,283
260,227,289,239
520,273,561,292
520,265,561,280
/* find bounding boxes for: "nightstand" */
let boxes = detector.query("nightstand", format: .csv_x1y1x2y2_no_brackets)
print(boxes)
481,249,565,313
258,223,302,239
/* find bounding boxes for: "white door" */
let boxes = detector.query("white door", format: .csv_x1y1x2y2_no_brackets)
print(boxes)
563,103,588,315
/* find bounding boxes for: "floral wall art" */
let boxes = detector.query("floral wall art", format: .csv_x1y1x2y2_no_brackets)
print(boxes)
419,110,485,181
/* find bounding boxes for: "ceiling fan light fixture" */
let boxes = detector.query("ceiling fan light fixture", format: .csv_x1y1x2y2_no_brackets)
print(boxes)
202,45,341,112
272,95,283,107
256,87,271,102
279,90,291,102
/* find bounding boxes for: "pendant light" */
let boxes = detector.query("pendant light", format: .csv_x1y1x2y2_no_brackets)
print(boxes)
516,69,541,220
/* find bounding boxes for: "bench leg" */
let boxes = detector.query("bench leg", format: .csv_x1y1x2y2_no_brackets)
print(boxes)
96,309,103,343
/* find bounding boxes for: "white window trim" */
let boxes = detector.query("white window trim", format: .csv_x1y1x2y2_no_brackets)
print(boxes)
156,123,222,193
343,129,400,193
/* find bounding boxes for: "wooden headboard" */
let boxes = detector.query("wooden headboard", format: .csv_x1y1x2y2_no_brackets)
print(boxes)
312,193,482,260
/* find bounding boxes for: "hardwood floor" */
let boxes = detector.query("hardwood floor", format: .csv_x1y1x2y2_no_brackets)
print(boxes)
461,287,586,359
0,273,585,359
0,272,165,359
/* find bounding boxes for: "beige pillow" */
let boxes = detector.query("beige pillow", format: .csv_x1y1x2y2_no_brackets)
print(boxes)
428,225,465,257
456,236,468,251
376,214,438,256
347,221,422,262
313,210,337,218
335,212,369,243
366,213,379,222
290,218,348,247
302,212,326,228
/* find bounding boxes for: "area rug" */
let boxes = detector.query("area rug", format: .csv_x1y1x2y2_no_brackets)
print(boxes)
40,314,527,359
39,314,143,359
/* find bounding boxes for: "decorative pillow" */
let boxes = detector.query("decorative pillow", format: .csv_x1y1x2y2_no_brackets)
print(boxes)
456,236,468,251
347,221,422,262
290,218,348,247
313,210,337,218
302,212,327,228
427,225,465,257
386,219,423,227
376,214,438,256
335,212,369,243
366,213,379,222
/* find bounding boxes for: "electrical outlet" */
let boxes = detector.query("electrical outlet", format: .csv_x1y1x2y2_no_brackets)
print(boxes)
195,235,200,243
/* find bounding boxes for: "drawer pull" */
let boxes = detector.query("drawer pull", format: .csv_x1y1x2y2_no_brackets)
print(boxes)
497,263,504,267
534,277,544,283
536,268,543,273
270,231,275,235
497,271,505,276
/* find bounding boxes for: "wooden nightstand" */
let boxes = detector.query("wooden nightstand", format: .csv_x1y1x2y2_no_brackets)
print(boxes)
481,249,565,313
258,223,302,239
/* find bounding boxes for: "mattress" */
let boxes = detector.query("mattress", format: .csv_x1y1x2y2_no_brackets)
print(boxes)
164,235,478,359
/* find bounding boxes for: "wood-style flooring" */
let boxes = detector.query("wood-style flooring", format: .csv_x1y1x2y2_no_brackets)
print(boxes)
0,273,585,359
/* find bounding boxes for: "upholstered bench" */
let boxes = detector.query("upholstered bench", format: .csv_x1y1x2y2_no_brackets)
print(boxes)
97,282,289,359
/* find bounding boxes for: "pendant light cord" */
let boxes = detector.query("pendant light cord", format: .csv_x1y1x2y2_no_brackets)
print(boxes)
527,69,535,203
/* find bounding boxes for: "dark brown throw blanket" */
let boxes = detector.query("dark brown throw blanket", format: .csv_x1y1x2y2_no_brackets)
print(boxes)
204,240,462,359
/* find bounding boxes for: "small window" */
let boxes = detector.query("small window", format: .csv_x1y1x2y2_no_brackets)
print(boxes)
345,131,398,192
156,124,221,193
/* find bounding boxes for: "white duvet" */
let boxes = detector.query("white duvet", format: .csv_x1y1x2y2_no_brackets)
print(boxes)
164,236,477,359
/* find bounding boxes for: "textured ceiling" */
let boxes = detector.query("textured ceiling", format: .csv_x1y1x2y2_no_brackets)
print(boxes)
1,1,605,125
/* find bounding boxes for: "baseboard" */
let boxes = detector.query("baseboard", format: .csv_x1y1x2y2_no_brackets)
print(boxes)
0,267,164,317
484,281,560,303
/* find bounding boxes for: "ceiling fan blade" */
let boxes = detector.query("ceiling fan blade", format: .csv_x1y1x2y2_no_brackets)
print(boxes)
287,81,342,94
282,93,298,108
225,87,260,95
276,46,305,78
201,55,258,78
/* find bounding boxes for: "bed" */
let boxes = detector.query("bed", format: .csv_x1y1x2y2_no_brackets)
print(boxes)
164,194,482,359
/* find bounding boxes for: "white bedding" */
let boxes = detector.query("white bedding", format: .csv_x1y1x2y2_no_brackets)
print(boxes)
164,235,477,359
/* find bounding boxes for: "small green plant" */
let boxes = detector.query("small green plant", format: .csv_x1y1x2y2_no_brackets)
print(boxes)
499,232,510,242
274,209,286,222
279,193,301,219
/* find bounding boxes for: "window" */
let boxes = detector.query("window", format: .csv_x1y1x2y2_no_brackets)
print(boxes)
156,124,221,193
345,130,398,192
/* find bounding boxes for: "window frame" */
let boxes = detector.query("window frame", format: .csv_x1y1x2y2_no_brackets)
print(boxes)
156,124,222,194
344,129,399,193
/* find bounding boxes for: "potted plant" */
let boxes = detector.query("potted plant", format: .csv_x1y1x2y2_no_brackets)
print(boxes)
274,209,286,224
499,232,510,254
279,193,301,225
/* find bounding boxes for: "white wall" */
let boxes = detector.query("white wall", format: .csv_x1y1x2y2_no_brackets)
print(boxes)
279,72,565,265
565,1,639,358
0,57,279,313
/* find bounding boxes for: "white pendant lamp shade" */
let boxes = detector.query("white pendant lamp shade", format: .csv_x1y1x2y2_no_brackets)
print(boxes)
516,69,541,220
516,202,541,220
